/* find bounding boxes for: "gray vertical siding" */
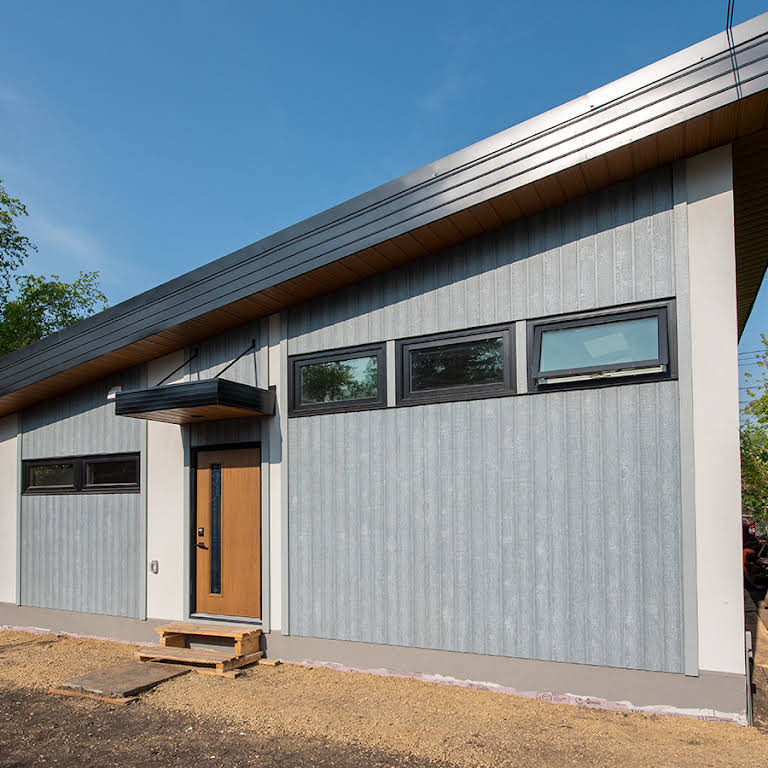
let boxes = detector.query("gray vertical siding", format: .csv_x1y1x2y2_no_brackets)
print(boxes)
190,319,268,447
22,368,145,459
288,168,676,354
289,383,683,673
286,167,686,673
190,417,262,448
20,368,146,618
20,493,143,618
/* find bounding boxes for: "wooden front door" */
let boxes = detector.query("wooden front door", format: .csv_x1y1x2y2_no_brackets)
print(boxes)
195,448,261,618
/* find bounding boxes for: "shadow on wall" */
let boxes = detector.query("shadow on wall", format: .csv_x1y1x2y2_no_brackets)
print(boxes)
21,318,273,453
187,317,268,448
21,366,146,458
287,166,678,353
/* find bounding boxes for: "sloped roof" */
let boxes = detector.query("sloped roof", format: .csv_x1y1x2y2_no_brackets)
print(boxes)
2,13,768,416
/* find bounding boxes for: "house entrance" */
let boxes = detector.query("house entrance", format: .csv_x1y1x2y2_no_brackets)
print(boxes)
194,447,261,619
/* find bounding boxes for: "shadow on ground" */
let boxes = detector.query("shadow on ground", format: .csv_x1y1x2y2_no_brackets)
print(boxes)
0,686,451,768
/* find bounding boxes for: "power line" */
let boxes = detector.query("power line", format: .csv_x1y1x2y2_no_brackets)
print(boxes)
726,0,742,97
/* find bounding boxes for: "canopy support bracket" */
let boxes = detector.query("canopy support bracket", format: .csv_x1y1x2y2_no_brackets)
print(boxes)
214,339,256,380
155,348,199,386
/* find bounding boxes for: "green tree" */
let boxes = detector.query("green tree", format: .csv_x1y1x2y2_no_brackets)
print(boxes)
740,421,768,528
0,272,108,356
743,333,768,424
0,179,108,356
0,179,37,301
741,333,768,529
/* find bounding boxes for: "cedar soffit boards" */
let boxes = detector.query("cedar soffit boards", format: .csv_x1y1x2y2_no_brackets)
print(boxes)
2,13,768,417
734,130,768,336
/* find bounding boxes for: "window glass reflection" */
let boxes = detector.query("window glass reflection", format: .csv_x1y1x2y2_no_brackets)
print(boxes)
410,337,504,392
539,317,659,373
300,356,378,404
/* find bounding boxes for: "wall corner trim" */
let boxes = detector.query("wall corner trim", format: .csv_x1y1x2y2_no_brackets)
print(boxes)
673,159,699,677
685,145,744,677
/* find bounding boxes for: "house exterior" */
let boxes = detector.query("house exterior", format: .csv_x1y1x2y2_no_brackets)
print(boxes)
2,15,768,724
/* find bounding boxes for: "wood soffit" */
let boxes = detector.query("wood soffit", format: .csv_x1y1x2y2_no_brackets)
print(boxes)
116,405,266,425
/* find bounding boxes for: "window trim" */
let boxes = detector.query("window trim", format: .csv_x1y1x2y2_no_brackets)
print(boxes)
527,301,675,392
288,342,387,416
22,452,141,495
396,324,515,406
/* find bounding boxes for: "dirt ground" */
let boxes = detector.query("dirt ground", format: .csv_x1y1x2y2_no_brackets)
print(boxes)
2,630,768,768
0,686,447,768
753,665,768,732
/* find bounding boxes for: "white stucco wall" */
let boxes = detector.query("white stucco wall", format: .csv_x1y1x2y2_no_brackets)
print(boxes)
145,351,186,620
687,145,745,676
0,414,18,603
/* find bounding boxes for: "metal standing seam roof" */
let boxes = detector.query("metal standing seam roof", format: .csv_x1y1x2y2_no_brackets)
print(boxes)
2,13,768,411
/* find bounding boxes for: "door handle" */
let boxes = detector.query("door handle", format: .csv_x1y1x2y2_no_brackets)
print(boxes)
196,541,208,549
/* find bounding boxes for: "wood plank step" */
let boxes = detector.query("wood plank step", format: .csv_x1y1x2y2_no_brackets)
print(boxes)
155,622,261,641
136,647,239,665
193,667,244,679
56,661,189,699
160,632,186,648
135,647,263,674
49,687,137,706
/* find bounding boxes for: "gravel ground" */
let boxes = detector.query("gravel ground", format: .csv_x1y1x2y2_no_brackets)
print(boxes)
755,666,768,732
2,630,768,768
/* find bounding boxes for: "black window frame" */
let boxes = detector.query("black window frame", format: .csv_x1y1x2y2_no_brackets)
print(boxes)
527,301,675,393
288,342,387,417
396,324,515,406
22,452,141,495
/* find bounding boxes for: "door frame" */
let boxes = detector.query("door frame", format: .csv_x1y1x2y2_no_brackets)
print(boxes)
188,441,264,624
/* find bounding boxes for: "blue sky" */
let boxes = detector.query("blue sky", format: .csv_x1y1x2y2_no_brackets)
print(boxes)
1,1,766,400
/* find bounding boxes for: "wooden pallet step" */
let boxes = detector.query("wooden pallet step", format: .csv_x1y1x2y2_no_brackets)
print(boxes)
154,622,262,655
135,647,263,673
160,632,186,648
155,622,261,641
193,667,244,679
137,647,237,664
